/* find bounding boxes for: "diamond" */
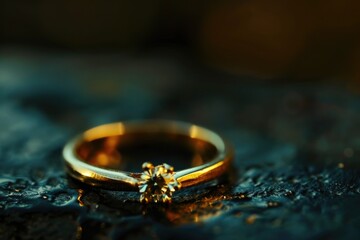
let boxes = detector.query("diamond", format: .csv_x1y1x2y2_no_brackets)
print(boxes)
138,162,180,203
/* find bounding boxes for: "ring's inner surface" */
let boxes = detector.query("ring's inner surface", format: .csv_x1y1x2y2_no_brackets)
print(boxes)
76,133,218,172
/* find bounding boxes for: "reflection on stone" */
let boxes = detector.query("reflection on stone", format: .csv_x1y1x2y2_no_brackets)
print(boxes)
138,162,180,203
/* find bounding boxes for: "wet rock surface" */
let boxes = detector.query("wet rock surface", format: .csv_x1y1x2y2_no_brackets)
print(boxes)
0,51,359,239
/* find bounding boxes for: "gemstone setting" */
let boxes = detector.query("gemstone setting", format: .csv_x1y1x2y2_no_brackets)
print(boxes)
138,162,180,203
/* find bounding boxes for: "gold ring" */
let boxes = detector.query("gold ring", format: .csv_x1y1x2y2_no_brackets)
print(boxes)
63,120,233,203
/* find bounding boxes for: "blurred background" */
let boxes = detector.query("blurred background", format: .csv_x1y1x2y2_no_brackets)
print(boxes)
1,0,360,81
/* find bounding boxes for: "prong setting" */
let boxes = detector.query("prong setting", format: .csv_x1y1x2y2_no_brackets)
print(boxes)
138,162,180,203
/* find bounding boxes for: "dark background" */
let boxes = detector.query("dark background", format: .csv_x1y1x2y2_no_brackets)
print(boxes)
1,1,360,239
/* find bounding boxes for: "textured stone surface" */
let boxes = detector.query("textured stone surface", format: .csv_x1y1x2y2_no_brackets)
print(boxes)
0,50,360,239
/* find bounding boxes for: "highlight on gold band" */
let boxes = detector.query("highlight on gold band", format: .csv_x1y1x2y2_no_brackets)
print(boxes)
63,120,233,204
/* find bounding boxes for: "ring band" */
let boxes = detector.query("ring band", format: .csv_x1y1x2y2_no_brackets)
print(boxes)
63,120,233,203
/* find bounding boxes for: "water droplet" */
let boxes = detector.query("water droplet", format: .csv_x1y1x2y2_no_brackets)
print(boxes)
284,190,293,197
238,194,247,199
6,178,29,193
267,201,280,207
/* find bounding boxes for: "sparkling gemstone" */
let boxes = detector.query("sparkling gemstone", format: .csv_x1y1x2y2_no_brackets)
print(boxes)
138,162,180,203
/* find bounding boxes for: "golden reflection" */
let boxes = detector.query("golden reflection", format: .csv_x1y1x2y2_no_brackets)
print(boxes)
191,154,204,167
84,136,122,168
189,125,199,138
87,150,122,169
74,183,237,225
104,136,120,149
164,199,225,224
141,189,232,225
81,169,96,178
76,225,82,240
95,153,110,165
246,214,258,224
77,189,85,207
83,123,125,141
